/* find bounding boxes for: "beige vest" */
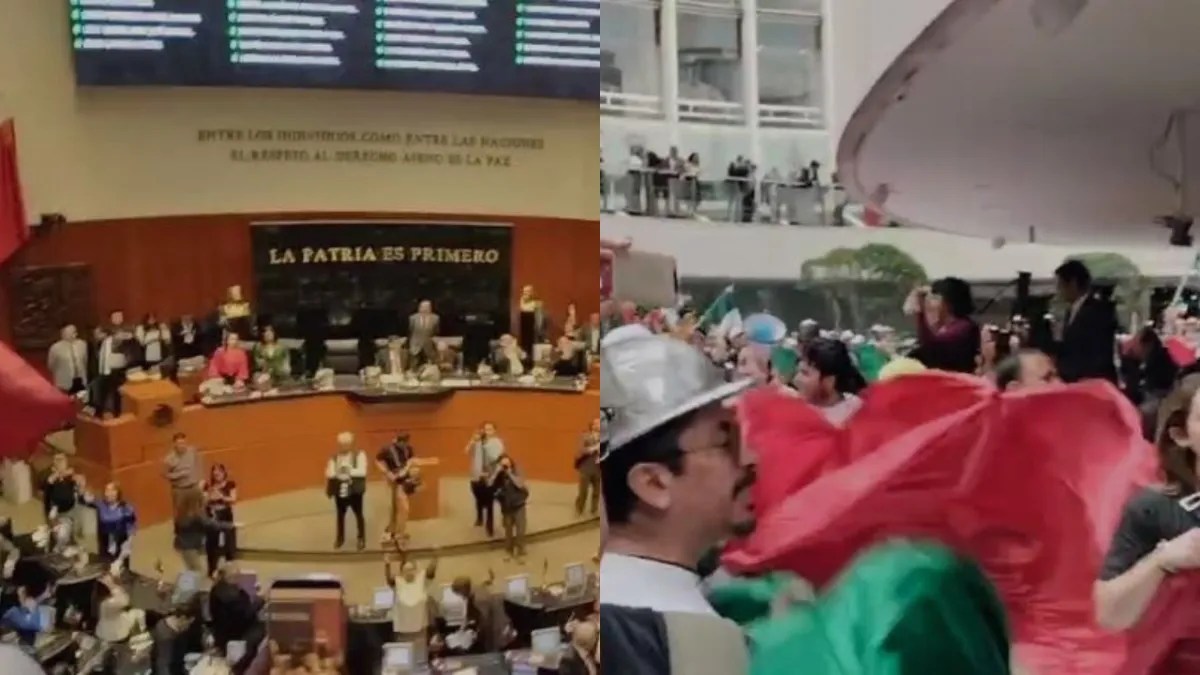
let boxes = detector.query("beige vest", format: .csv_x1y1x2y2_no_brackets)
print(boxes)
663,611,749,675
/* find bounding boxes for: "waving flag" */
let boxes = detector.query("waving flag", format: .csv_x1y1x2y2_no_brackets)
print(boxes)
0,343,74,460
725,374,1165,674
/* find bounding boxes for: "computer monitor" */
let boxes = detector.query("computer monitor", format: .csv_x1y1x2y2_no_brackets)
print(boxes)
226,640,247,664
505,574,530,601
172,571,201,604
233,571,257,597
381,642,414,671
563,562,587,595
531,627,563,656
37,605,55,632
373,586,395,611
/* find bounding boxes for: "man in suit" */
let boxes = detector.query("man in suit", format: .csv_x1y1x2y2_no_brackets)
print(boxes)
407,300,440,370
1054,260,1117,383
376,335,408,375
47,324,88,395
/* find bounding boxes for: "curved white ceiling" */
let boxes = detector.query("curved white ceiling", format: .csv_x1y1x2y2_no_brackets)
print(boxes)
838,0,1200,244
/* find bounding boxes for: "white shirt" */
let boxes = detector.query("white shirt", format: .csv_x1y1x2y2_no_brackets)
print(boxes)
600,553,715,615
393,576,429,634
819,394,862,426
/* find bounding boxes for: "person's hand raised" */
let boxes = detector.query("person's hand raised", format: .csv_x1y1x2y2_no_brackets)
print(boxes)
1156,528,1200,572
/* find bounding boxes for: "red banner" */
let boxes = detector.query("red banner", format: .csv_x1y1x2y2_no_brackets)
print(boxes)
600,250,613,301
0,118,28,266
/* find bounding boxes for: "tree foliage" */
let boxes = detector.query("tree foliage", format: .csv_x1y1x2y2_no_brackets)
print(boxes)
799,244,928,329
1062,252,1147,324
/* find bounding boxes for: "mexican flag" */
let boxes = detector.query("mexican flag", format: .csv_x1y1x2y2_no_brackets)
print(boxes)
699,285,742,337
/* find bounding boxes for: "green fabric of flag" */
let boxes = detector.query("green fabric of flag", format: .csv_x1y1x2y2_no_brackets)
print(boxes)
712,541,1013,675
770,346,799,382
854,343,891,382
699,285,737,328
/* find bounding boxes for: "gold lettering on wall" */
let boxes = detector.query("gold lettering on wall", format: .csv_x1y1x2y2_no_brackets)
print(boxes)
198,128,544,169
268,246,501,265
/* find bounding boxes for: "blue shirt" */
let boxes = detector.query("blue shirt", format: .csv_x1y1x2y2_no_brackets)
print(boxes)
90,500,137,538
1,606,47,644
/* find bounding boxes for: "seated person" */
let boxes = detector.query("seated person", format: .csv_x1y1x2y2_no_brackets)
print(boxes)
252,326,290,383
492,335,527,377
1,584,50,645
559,619,599,675
376,336,408,376
207,332,250,386
152,602,198,675
434,340,458,373
552,336,586,378
432,577,483,656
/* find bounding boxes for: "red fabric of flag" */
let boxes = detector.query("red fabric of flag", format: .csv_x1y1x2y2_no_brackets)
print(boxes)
0,118,29,266
0,342,74,461
725,374,1166,674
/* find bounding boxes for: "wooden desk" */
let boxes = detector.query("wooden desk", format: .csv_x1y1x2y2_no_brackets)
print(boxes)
73,380,597,526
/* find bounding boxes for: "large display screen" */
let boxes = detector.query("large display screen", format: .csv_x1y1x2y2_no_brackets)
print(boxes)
68,0,598,100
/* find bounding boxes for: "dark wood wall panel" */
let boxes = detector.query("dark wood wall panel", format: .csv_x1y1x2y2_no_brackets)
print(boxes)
0,213,597,349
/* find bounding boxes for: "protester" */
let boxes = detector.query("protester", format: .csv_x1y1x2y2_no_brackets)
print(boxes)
599,332,755,674
906,278,980,373
794,338,866,425
993,349,1059,391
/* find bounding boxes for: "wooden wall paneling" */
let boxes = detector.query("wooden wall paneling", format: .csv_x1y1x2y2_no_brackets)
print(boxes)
6,263,94,350
0,213,596,362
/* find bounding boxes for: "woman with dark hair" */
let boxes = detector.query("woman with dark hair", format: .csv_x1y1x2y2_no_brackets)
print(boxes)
794,338,867,425
136,312,170,369
905,277,980,373
252,325,290,383
201,464,238,575
80,481,137,564
174,488,238,574
1094,374,1200,667
1128,326,1180,439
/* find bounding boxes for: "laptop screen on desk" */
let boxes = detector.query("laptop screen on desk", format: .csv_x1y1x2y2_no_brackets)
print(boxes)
373,587,395,610
383,642,413,667
531,627,562,656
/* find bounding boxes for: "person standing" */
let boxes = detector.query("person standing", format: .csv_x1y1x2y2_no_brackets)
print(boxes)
465,422,504,537
47,324,88,396
172,314,204,361
384,551,439,642
173,489,237,574
80,481,137,565
163,432,202,513
201,464,238,575
325,432,367,551
137,313,170,370
408,300,440,370
42,452,85,538
905,277,980,374
375,434,416,547
599,332,756,674
490,455,529,562
1054,259,1118,383
95,309,137,417
574,418,601,517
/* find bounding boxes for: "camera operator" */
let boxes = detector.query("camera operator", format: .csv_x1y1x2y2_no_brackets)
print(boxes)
489,456,529,563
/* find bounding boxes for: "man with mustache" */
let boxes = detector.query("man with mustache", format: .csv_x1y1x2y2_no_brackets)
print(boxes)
599,331,756,674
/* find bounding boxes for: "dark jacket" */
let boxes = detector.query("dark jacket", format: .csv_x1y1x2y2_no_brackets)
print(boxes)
1056,295,1117,383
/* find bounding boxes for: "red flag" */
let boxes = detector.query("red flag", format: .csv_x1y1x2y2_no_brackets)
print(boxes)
725,374,1164,674
0,342,74,461
0,118,28,266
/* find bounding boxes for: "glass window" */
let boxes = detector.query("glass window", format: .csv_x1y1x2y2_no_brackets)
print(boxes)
600,0,662,98
757,12,821,110
677,2,743,106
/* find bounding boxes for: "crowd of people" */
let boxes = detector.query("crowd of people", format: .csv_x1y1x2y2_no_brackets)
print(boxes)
601,145,834,225
597,255,1200,673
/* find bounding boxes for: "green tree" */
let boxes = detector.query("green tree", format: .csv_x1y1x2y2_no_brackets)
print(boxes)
1062,252,1147,326
800,244,928,329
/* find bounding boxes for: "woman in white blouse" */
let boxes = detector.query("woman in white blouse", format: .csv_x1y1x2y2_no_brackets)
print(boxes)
325,432,368,550
136,313,171,369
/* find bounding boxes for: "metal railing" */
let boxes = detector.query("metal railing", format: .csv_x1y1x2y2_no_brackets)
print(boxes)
599,169,832,225
600,90,663,117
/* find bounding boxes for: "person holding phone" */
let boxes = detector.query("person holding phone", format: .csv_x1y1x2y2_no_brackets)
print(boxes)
490,455,529,562
326,432,368,550
202,464,238,575
465,422,504,537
